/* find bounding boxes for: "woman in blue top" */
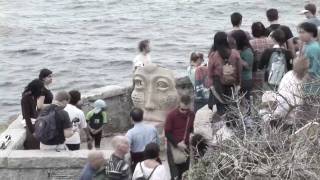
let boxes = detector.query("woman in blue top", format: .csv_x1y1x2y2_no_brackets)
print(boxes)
231,30,254,102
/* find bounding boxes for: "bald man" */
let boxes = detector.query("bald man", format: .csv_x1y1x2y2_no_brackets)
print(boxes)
80,151,105,180
104,136,131,180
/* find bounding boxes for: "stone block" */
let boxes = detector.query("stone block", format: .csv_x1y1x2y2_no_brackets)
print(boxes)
6,115,24,130
0,128,26,150
0,150,10,168
7,150,113,169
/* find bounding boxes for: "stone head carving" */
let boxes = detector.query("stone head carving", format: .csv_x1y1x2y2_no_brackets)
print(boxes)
131,64,179,122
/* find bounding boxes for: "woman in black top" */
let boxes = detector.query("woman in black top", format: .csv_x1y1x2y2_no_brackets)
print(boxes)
21,79,44,149
38,68,53,110
259,29,293,86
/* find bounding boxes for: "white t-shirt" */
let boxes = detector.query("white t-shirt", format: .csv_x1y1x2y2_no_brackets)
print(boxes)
132,162,170,180
133,53,151,69
275,71,304,117
64,104,87,144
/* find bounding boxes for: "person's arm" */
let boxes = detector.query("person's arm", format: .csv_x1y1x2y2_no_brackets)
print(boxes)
80,112,92,141
37,96,45,110
241,50,254,71
208,52,215,79
62,111,73,138
21,96,34,133
190,113,195,134
285,50,294,71
194,68,205,99
259,49,271,70
236,54,243,85
287,37,296,59
154,128,160,145
37,89,52,110
164,113,178,147
85,111,95,133
186,113,195,143
64,128,74,138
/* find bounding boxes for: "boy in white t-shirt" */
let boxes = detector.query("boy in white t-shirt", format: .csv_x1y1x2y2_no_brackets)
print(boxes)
133,40,151,70
64,90,91,150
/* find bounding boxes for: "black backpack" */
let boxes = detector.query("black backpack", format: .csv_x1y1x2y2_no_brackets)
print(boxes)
34,106,59,144
136,162,159,180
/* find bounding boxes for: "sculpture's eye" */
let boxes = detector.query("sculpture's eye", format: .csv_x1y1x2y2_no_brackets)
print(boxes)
134,78,144,89
156,79,169,91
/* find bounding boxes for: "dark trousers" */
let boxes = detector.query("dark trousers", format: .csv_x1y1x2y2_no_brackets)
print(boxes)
90,131,102,148
211,77,237,127
167,143,190,180
241,80,253,101
66,144,80,151
24,127,40,150
130,151,145,172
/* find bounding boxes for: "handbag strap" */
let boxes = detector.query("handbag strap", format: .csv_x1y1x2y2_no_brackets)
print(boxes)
147,165,159,180
140,162,159,180
182,114,191,142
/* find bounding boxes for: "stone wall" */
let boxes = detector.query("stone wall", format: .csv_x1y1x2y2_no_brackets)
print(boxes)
0,150,112,180
0,76,194,180
81,85,134,135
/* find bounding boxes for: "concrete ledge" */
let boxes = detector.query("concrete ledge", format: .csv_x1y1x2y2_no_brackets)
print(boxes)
0,129,25,151
7,150,113,169
0,150,10,168
7,115,24,130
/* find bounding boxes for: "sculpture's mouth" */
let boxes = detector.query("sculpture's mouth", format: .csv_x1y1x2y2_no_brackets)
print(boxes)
143,110,167,122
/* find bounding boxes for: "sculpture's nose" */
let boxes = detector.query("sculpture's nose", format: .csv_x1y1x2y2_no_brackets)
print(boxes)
144,87,156,110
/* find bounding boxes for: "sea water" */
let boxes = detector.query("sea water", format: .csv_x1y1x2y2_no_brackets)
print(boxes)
0,0,317,122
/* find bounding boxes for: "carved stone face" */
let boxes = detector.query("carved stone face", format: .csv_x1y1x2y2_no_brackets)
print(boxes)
131,64,179,122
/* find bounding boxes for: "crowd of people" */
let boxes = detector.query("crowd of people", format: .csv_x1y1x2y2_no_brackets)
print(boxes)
186,4,320,122
17,3,320,180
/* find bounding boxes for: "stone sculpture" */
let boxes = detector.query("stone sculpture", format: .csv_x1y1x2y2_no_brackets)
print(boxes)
131,64,179,122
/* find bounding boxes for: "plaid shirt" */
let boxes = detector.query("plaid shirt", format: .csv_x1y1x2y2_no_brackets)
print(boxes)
250,38,274,54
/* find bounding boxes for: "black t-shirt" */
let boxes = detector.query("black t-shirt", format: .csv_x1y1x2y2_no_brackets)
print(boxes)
266,24,293,42
259,48,293,81
88,112,104,130
41,87,53,104
39,104,72,145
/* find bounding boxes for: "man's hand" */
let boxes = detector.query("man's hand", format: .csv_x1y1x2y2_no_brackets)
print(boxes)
87,140,93,150
177,141,187,151
87,135,93,142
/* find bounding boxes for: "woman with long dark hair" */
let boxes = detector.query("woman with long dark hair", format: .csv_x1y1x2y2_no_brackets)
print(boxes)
208,32,242,124
21,79,44,149
232,30,254,102
37,68,53,110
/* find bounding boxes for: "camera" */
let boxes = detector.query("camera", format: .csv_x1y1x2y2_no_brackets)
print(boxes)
72,118,80,123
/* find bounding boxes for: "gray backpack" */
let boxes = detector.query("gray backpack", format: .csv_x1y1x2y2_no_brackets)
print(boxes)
267,49,287,86
34,106,58,144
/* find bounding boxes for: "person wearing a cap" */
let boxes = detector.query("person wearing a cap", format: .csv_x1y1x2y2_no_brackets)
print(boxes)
300,3,320,27
86,99,108,149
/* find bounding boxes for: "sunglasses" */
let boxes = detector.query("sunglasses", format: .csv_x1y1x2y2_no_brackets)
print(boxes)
180,107,189,111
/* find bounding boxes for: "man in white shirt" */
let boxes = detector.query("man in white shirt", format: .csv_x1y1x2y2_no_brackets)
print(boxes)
133,40,152,70
64,90,91,150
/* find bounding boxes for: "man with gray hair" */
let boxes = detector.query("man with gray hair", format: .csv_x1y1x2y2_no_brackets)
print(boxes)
104,135,131,180
37,91,74,151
